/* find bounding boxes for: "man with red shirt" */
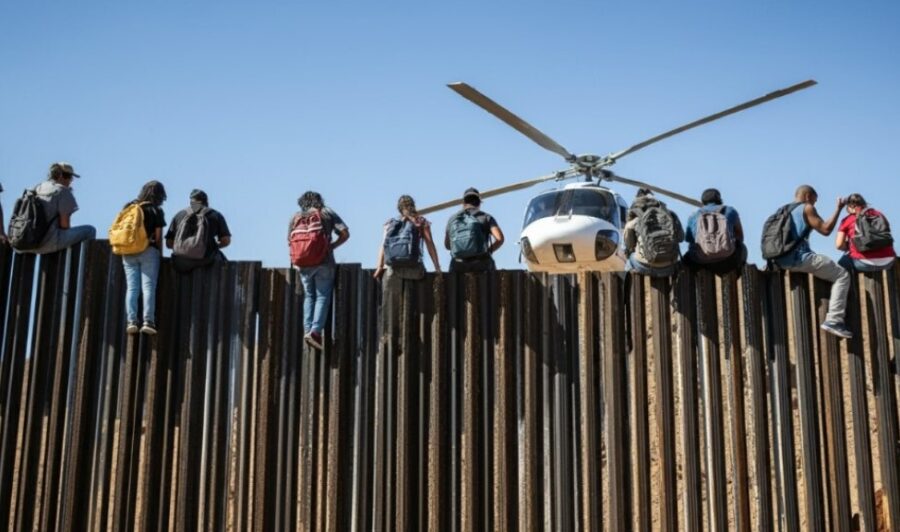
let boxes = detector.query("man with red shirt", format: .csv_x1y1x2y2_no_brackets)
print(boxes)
835,193,896,272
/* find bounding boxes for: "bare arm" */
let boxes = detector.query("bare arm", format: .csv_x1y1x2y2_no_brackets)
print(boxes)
804,198,845,236
444,230,451,251
0,204,6,243
836,230,848,251
218,235,231,249
154,228,164,251
165,238,174,250
58,212,71,230
332,228,349,249
373,227,387,279
488,225,505,254
422,224,442,273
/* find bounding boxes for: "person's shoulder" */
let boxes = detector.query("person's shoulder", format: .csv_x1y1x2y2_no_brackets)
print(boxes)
839,213,855,229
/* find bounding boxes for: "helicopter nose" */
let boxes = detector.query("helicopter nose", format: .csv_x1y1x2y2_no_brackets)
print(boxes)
595,229,619,260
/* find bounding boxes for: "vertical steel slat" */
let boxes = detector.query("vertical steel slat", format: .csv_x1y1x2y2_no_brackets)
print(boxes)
519,274,540,531
863,272,900,528
812,276,851,531
603,273,628,531
649,276,678,531
673,270,701,532
460,273,480,532
427,273,448,531
766,272,800,530
576,273,599,531
626,273,651,532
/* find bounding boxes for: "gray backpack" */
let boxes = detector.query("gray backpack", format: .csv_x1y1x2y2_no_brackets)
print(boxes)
636,206,680,263
691,206,735,263
173,207,210,260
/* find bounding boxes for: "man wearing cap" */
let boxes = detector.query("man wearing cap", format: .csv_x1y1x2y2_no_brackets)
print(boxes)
683,187,747,274
165,189,232,272
444,187,505,273
22,162,97,254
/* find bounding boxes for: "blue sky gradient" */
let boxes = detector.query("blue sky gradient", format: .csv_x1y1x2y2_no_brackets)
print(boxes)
2,1,898,268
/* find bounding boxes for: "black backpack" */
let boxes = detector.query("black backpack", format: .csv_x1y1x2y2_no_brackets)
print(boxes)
852,209,893,252
761,202,803,260
7,189,54,250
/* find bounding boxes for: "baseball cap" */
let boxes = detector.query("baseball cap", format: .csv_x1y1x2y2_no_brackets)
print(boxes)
463,187,481,201
49,162,80,178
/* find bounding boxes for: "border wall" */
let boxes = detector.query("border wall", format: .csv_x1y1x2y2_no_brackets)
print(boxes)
0,240,898,530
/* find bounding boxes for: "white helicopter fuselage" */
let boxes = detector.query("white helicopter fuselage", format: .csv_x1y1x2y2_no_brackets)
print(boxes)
518,182,629,273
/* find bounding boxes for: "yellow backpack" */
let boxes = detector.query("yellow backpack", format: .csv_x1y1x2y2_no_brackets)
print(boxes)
109,201,150,255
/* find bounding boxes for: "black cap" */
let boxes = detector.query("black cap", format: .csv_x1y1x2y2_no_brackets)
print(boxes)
463,187,481,202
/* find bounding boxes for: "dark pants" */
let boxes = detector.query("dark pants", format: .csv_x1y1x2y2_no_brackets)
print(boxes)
449,256,496,273
684,243,747,275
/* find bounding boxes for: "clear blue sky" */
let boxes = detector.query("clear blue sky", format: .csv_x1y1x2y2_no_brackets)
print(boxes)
2,1,898,268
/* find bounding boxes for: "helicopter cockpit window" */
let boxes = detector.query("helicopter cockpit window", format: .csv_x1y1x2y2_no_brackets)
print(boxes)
523,189,617,227
523,192,567,227
568,190,615,222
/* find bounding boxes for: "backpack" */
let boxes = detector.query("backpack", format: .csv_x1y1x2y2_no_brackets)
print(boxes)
635,206,679,263
383,218,422,267
448,210,489,259
852,209,894,252
691,206,735,263
289,210,330,267
7,189,54,250
760,202,802,260
173,207,210,260
108,202,149,256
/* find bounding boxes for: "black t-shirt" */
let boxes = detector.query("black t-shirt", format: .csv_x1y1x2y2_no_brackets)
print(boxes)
132,203,166,245
166,203,232,257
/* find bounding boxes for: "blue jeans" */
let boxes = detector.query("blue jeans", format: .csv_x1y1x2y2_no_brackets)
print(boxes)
624,254,677,277
122,246,161,324
27,225,96,254
838,254,895,273
300,264,335,334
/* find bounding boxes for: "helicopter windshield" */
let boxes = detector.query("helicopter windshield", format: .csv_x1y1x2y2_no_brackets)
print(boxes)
523,189,617,227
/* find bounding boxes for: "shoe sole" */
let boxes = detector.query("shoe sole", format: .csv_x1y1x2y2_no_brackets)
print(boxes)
141,328,158,336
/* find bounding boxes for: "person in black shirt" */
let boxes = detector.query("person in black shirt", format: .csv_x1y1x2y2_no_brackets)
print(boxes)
122,181,167,335
444,187,505,273
165,189,232,273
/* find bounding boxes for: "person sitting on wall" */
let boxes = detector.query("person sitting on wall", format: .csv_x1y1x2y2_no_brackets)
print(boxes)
835,193,896,272
683,188,747,274
623,188,683,277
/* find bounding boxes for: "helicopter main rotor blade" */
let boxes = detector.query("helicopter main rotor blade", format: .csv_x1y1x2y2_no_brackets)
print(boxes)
448,82,576,162
418,170,574,216
607,79,817,163
605,173,703,207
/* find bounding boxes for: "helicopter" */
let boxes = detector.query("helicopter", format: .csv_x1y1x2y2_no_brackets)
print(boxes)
419,79,817,272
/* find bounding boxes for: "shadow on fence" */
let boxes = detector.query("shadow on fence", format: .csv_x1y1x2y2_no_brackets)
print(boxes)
0,240,898,530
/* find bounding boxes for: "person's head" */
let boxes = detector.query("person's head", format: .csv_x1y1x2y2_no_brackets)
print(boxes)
635,187,653,198
190,189,209,207
397,195,417,217
48,162,80,186
298,191,324,211
846,193,867,214
701,188,723,206
794,184,818,205
137,180,167,207
462,187,481,207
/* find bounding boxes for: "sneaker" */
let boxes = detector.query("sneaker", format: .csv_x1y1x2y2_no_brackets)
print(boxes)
126,322,140,335
306,331,324,350
820,320,852,339
141,322,158,336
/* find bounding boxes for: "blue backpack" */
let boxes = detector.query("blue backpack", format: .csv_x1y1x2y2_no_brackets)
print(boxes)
384,218,422,266
449,210,489,259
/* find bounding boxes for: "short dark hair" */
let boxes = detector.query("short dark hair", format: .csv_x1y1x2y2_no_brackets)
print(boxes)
701,188,722,205
397,195,417,216
847,193,867,208
635,188,652,198
298,191,324,211
137,180,167,207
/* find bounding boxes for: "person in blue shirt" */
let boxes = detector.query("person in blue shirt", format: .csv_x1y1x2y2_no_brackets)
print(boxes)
683,188,747,274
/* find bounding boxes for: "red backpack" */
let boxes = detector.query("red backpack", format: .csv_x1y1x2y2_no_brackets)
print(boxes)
289,211,329,267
